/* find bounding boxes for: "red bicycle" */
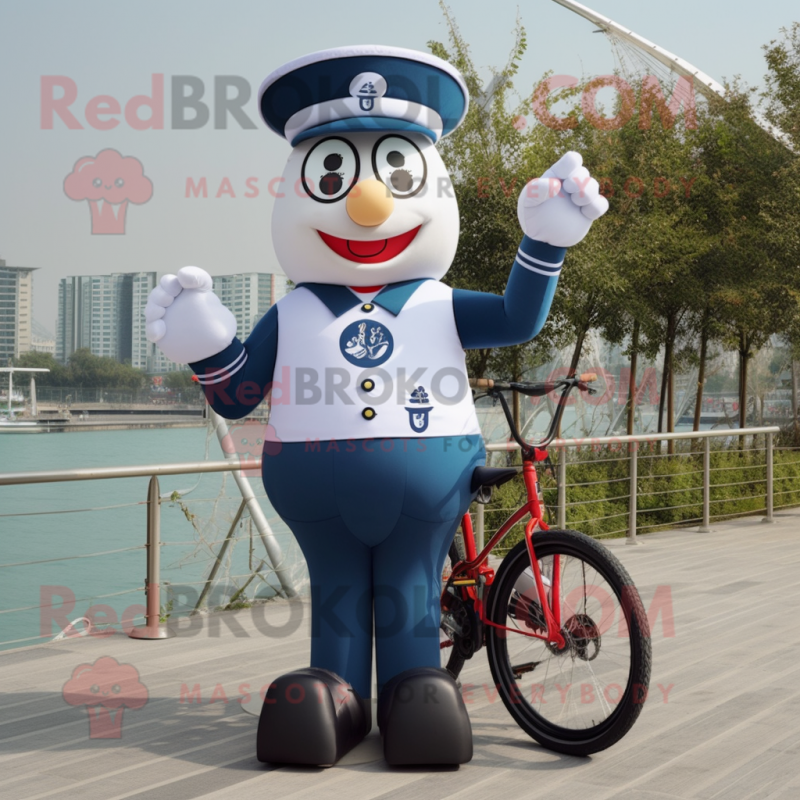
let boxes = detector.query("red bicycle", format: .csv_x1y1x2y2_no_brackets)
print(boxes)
440,375,651,756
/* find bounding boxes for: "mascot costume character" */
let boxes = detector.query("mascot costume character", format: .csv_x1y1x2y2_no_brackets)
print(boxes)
145,45,608,767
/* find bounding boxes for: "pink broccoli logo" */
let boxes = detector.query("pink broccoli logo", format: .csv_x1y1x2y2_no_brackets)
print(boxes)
62,656,148,738
64,149,153,235
220,420,282,475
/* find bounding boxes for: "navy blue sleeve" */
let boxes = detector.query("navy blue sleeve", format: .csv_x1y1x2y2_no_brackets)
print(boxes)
189,303,279,419
453,237,565,350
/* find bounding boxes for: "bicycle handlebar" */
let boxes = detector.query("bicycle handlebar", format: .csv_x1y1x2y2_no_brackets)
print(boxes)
468,373,598,454
468,373,597,391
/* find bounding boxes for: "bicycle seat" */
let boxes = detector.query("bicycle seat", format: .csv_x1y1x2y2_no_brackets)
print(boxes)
470,467,519,493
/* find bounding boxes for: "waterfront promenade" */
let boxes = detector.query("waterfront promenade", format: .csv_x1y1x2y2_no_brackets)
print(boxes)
1,515,799,799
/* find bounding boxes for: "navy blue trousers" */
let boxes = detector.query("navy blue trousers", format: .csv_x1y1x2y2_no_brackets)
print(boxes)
261,435,485,698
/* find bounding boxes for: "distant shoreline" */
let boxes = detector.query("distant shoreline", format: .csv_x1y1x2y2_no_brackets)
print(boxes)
0,415,207,433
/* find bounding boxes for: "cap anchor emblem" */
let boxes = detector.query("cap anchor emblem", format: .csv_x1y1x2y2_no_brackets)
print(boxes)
357,82,376,110
349,72,387,113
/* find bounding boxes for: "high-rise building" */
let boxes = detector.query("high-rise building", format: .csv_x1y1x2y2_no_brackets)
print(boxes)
212,273,283,340
147,272,286,372
55,270,288,371
30,338,56,355
0,259,35,366
57,272,157,366
132,273,157,370
273,274,291,303
31,320,55,355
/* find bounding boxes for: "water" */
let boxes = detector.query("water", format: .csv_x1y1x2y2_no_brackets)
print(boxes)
0,426,304,651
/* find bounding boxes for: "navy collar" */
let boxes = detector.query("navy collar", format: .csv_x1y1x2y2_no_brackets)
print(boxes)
297,279,430,317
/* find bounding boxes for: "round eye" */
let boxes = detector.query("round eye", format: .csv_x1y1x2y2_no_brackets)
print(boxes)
301,137,359,203
92,178,102,188
372,135,427,198
111,684,121,694
90,684,100,694
114,178,125,188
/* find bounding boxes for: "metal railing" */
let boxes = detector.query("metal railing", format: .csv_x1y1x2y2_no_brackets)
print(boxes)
475,426,782,550
11,385,206,407
0,458,298,643
0,425,786,648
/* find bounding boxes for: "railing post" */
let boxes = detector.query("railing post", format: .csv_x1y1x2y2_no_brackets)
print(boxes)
557,445,567,530
698,436,711,533
475,502,485,553
128,476,172,639
627,441,639,545
762,432,775,524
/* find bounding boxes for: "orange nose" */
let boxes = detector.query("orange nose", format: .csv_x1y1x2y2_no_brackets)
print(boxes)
346,179,394,227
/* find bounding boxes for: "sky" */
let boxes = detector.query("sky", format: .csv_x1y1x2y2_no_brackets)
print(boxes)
0,0,797,333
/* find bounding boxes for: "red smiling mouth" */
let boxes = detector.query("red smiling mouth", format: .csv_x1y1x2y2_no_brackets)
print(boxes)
317,226,421,263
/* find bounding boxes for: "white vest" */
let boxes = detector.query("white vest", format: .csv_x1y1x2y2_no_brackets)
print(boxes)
268,282,481,443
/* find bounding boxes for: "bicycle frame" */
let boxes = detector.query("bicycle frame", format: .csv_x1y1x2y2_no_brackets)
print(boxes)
447,456,567,651
443,375,597,657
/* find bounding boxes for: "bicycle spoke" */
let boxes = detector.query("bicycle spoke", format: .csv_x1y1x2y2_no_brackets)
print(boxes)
488,534,647,741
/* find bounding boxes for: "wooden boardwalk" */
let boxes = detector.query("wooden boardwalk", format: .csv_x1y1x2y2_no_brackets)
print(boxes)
2,513,800,799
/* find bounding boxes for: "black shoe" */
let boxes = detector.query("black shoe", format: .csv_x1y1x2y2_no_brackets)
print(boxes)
256,668,370,766
378,667,473,765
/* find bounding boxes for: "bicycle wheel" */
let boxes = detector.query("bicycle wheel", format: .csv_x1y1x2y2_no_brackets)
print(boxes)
485,529,651,756
440,532,473,679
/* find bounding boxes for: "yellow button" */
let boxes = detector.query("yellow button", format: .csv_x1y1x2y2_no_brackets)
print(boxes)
362,407,376,420
361,379,375,392
361,303,374,312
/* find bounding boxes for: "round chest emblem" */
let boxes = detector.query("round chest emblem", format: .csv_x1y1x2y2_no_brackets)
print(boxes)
339,319,394,366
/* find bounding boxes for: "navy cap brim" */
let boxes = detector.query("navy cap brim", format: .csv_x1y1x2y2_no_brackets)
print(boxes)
291,117,438,146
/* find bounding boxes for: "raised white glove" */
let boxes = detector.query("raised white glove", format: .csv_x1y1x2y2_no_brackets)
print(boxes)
145,267,236,364
517,152,609,248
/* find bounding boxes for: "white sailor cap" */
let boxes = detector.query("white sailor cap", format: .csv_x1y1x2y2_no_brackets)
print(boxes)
258,45,469,146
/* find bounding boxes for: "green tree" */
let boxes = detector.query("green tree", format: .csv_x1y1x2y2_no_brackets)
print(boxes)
68,349,146,390
428,7,565,429
11,351,70,386
695,83,794,427
428,8,631,430
532,81,629,392
761,23,800,427
427,8,800,441
535,75,711,439
14,349,148,392
428,8,555,390
763,23,800,146
163,370,200,390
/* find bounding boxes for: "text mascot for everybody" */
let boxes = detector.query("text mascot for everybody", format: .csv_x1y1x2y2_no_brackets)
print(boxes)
145,45,608,767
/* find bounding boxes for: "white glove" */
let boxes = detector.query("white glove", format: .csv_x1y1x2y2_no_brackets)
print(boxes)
517,152,609,248
145,267,236,364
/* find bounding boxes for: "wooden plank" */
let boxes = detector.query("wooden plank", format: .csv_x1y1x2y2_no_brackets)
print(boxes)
0,513,798,799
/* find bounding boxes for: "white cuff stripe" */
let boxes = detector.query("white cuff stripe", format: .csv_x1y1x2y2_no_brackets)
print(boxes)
196,348,246,380
515,258,563,278
196,353,248,384
517,248,564,270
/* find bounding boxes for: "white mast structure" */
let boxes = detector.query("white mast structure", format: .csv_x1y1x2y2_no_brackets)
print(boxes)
550,0,793,150
0,367,50,417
